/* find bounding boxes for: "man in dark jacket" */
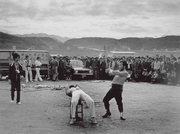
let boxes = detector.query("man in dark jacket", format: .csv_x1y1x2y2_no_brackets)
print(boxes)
50,56,59,81
58,56,65,80
174,57,180,86
99,57,107,80
8,53,23,104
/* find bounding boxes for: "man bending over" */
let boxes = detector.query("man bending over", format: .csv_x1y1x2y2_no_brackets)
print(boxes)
65,83,98,125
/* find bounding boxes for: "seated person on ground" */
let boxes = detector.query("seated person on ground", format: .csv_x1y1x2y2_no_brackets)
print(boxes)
64,83,97,125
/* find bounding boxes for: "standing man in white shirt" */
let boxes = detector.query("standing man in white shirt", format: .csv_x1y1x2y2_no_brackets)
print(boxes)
35,57,43,82
24,55,33,83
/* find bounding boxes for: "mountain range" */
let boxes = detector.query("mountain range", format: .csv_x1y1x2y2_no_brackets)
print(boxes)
15,33,70,43
0,32,180,56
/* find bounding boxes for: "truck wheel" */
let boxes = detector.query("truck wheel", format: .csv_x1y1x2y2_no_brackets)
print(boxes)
0,72,2,80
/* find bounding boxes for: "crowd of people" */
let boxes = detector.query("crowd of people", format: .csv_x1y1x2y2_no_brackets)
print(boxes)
49,54,180,86
49,56,74,81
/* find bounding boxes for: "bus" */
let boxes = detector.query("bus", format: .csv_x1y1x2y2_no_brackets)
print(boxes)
0,49,50,80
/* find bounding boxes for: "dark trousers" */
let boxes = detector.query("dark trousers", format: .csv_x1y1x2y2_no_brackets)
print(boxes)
100,68,106,80
58,67,65,80
175,72,180,85
11,80,21,103
93,68,99,80
103,84,123,113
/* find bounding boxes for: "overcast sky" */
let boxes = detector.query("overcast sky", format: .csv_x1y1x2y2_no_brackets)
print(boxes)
0,0,180,39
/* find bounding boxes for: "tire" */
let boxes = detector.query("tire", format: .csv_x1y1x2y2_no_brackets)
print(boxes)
0,72,2,80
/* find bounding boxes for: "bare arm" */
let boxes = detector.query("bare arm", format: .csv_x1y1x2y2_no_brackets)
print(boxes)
75,83,81,88
106,68,128,77
64,84,71,97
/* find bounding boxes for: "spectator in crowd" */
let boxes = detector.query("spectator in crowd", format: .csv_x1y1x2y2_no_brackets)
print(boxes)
164,57,173,84
159,57,166,83
99,57,107,80
64,59,74,80
108,57,115,69
58,56,65,80
141,57,149,82
50,56,59,81
35,57,43,82
91,57,99,80
24,55,33,83
48,56,53,80
172,57,179,85
132,57,142,82
153,58,161,71
84,57,91,69
151,58,161,83
126,57,133,81
176,57,180,86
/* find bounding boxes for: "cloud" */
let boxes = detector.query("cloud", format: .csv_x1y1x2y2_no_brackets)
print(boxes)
1,0,180,19
0,0,39,19
0,0,180,38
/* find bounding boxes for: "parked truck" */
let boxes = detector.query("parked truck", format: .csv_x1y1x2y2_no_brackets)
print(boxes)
0,49,50,80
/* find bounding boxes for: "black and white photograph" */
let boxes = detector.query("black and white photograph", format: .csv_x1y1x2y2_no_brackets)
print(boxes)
0,0,180,134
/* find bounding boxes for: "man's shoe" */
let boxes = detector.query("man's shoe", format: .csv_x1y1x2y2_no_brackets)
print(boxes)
17,102,21,105
120,117,126,120
69,118,76,125
102,112,111,118
10,100,14,103
91,117,98,124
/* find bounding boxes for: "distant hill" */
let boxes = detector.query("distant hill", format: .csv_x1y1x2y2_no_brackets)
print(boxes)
0,32,64,52
0,32,27,49
15,33,70,43
64,36,180,51
119,36,180,51
64,37,129,51
1,32,180,57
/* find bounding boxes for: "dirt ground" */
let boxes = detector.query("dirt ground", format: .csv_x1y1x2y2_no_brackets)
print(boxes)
0,79,180,134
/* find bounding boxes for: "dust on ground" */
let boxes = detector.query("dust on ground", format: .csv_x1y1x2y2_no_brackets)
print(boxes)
0,80,180,134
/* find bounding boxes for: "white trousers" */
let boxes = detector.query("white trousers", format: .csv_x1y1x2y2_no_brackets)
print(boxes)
25,67,32,82
71,90,96,118
35,68,43,81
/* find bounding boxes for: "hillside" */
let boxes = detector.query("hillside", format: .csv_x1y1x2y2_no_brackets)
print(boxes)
64,36,180,51
64,37,126,51
1,32,180,57
119,36,180,50
0,32,27,49
16,33,70,43
0,32,64,52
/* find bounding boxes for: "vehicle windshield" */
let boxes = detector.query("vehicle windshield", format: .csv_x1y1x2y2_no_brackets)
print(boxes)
70,60,84,68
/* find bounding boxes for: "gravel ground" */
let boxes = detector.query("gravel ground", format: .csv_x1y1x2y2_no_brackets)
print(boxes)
0,80,180,134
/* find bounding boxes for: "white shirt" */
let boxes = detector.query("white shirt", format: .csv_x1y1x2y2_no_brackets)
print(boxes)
35,60,42,67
